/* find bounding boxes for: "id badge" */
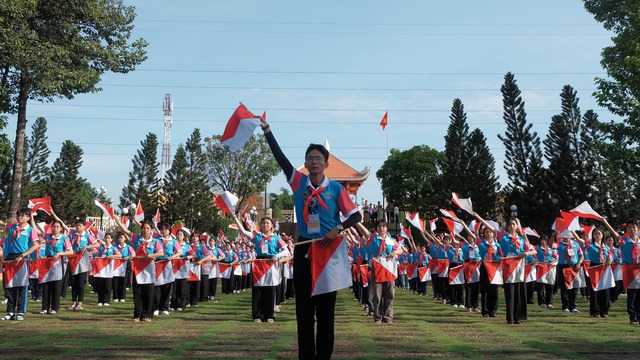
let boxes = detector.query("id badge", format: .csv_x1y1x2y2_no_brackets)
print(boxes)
261,243,269,254
544,255,550,263
308,214,321,234
468,250,475,259
385,238,395,247
453,255,459,263
567,248,575,257
507,252,515,258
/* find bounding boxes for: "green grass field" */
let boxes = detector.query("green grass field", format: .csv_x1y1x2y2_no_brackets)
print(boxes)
0,284,638,359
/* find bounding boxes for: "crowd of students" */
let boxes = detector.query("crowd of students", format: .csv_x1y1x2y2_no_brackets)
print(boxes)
0,207,296,323
348,211,640,326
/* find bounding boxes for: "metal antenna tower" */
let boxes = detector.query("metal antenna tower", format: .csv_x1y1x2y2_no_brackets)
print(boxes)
161,94,173,179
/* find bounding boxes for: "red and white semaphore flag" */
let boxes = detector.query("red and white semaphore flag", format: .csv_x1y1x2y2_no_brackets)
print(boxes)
172,258,190,279
132,258,156,284
93,258,114,278
94,200,116,220
437,259,450,278
214,191,239,217
187,261,202,281
448,264,465,285
217,263,232,279
536,263,557,284
451,192,473,215
563,266,586,289
587,264,616,291
38,257,64,283
525,263,537,283
482,260,504,285
372,257,397,283
418,266,432,282
463,261,481,284
622,264,640,290
308,236,353,296
221,104,262,152
134,200,145,222
112,259,127,277
570,201,604,221
68,249,92,275
252,260,281,286
155,260,174,286
406,263,418,280
502,257,525,283
405,212,425,231
4,260,29,288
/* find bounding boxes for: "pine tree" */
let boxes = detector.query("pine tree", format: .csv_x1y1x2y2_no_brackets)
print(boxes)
466,128,500,217
497,72,547,228
184,129,217,231
0,116,13,215
120,133,160,218
162,145,190,222
46,140,93,223
442,98,471,196
22,117,51,200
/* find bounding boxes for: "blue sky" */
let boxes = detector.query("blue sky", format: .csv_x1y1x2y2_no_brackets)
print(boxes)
5,1,613,211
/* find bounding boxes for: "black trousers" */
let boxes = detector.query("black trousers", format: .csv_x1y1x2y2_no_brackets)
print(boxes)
627,288,640,321
294,241,337,360
199,274,209,302
154,282,172,311
504,282,523,323
94,277,113,304
208,277,218,298
4,254,26,315
432,274,441,299
188,280,200,306
285,278,295,299
29,278,42,300
558,264,578,310
113,276,127,301
480,264,499,316
133,280,154,319
71,271,88,302
171,278,188,309
537,282,554,306
253,286,276,321
465,281,479,309
42,279,63,312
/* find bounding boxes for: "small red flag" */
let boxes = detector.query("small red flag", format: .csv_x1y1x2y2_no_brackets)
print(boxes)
379,111,388,130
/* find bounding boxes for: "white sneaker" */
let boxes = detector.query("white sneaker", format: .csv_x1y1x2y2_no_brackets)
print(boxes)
50,310,57,315
97,303,103,307
120,299,125,303
571,308,580,313
162,311,170,315
103,303,110,307
153,310,159,316
176,308,183,312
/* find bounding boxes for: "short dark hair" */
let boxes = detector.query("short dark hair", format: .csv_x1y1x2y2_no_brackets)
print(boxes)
305,143,329,161
74,217,86,225
626,219,637,227
375,219,388,228
16,208,31,218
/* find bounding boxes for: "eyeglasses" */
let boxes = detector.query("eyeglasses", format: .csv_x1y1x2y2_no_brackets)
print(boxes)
18,214,29,217
305,156,325,163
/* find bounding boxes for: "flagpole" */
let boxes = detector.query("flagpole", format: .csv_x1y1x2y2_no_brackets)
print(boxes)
383,110,388,220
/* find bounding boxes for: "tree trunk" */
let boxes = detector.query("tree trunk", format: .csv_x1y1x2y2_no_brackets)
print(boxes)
7,71,29,220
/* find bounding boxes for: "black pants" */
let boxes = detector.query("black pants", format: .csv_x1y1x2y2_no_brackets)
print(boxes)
558,264,578,310
294,241,337,360
171,278,188,309
133,280,154,319
627,288,640,322
154,282,172,311
42,279,63,312
188,280,200,306
4,254,26,315
208,277,218,298
199,274,209,302
233,273,241,291
113,276,127,301
432,274,441,299
71,271,88,302
465,281,479,309
537,282,554,306
29,278,42,300
94,277,113,304
439,274,449,301
589,287,610,316
418,281,428,296
222,274,232,294
480,265,499,316
253,286,276,321
61,264,70,298
504,282,523,323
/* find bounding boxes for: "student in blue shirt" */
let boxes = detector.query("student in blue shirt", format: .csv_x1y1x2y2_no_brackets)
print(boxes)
556,231,584,314
536,235,558,309
0,209,41,321
113,232,134,303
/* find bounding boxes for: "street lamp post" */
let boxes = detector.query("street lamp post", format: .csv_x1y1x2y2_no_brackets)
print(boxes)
394,206,399,237
510,204,518,219
95,186,113,231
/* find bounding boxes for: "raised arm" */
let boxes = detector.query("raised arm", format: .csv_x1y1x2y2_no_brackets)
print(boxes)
50,208,70,233
601,218,620,241
29,212,43,237
355,222,371,239
113,216,132,237
260,116,294,179
233,215,254,239
472,212,494,234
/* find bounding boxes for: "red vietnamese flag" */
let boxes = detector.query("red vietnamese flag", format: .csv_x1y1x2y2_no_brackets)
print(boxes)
221,104,261,152
308,236,352,296
153,208,161,224
379,111,388,130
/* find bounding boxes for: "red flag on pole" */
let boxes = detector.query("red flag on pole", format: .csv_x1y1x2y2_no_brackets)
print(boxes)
379,111,388,130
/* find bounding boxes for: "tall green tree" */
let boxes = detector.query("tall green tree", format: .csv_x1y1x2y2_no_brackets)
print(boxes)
120,133,160,218
442,98,471,195
46,140,93,223
497,72,547,228
377,145,446,215
270,187,294,220
162,145,190,223
204,134,280,209
22,117,50,200
466,128,500,217
184,129,217,231
0,0,147,219
0,116,12,216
